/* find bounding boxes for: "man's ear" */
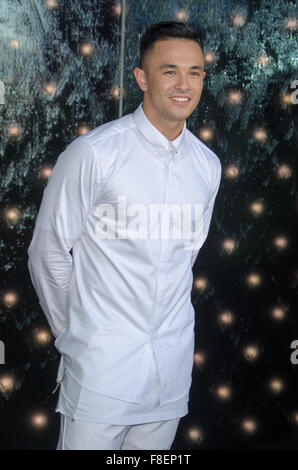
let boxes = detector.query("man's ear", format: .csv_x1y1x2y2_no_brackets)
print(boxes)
133,67,147,92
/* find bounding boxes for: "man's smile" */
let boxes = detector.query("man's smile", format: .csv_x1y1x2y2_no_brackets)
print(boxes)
169,96,192,106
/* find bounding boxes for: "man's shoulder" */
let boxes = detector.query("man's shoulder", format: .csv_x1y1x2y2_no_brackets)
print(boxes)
186,128,221,172
78,112,135,149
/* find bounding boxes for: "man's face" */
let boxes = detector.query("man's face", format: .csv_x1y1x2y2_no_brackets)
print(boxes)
134,38,206,124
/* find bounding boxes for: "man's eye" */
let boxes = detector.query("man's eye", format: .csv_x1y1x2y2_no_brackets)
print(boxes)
165,71,201,76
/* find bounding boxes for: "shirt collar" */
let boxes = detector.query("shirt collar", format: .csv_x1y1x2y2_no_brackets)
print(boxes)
132,101,187,159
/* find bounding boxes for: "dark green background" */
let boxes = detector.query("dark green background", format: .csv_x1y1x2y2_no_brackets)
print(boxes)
0,0,297,449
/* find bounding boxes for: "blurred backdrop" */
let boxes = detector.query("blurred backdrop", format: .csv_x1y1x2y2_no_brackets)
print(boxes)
0,0,297,450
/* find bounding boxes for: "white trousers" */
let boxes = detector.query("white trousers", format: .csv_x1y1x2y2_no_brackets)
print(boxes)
56,413,180,450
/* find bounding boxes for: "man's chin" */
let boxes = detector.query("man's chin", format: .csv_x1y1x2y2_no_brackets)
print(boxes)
167,107,192,121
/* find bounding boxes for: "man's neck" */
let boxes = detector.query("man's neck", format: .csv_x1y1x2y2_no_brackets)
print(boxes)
142,102,184,142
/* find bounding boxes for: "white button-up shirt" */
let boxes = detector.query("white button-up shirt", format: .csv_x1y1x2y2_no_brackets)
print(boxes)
27,101,221,407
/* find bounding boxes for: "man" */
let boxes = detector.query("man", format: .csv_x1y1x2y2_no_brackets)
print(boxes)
27,21,222,450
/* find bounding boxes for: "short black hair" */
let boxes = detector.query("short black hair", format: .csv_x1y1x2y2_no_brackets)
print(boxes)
139,21,204,69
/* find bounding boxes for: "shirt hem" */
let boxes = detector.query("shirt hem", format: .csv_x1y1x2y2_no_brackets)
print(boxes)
54,405,189,425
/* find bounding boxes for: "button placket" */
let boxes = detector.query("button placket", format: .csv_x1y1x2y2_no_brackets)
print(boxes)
158,148,175,311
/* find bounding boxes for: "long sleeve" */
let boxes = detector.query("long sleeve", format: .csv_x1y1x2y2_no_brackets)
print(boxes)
191,158,222,268
27,138,99,340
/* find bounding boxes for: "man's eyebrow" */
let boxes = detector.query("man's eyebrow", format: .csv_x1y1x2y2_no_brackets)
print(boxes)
159,64,204,71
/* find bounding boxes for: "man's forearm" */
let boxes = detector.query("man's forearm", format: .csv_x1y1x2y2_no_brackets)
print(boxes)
27,226,73,340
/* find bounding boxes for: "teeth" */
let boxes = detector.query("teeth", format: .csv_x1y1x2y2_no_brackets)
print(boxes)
171,97,189,102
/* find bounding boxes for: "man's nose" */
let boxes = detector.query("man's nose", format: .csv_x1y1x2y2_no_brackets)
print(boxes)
174,74,191,90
